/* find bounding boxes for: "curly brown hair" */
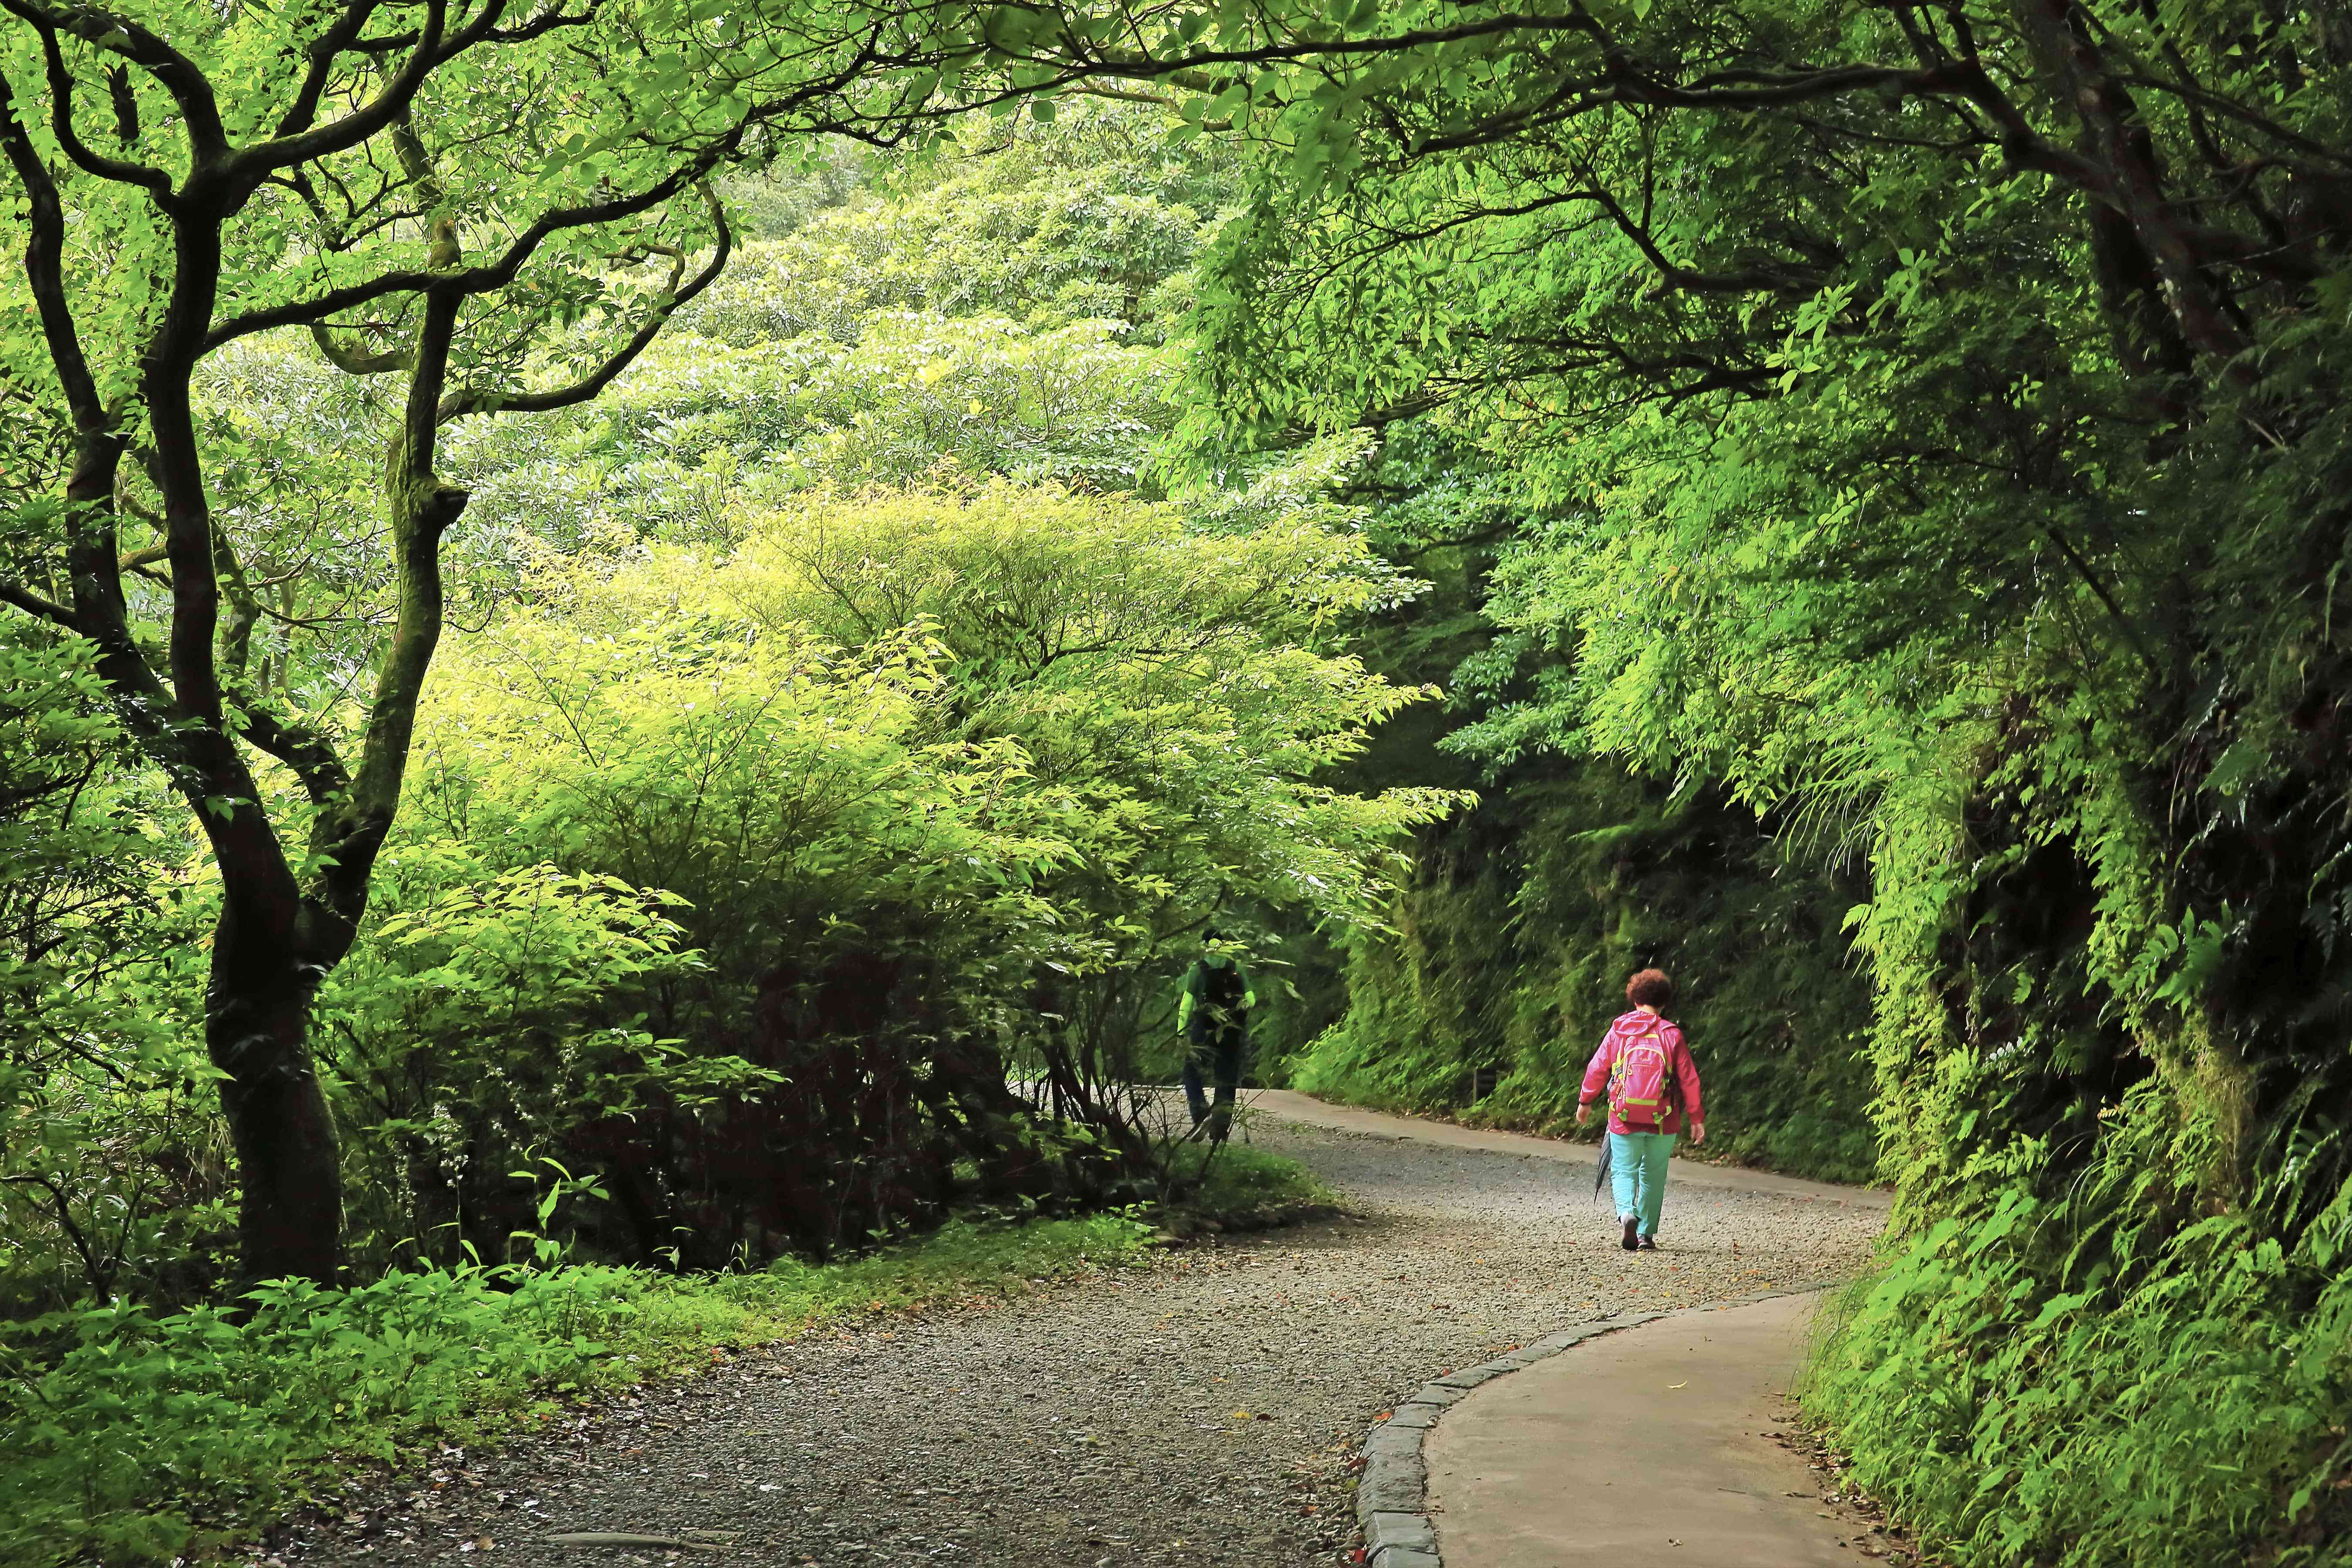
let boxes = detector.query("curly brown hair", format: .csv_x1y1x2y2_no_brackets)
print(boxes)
1625,968,1674,1009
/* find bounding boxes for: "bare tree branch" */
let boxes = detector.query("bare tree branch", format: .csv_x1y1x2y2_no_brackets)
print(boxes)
445,187,734,419
0,578,79,629
0,68,107,425
237,0,485,184
0,0,226,156
271,0,385,140
203,136,739,350
0,0,175,192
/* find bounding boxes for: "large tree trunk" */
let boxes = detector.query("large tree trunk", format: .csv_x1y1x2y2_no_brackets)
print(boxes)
206,902,345,1285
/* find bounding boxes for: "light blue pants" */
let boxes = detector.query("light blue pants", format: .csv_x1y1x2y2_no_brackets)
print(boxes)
1609,1131,1676,1237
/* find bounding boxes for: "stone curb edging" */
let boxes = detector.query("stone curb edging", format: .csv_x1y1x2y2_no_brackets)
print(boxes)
1350,1281,1849,1568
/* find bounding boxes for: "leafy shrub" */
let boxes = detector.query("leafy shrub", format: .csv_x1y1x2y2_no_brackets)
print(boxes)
318,861,709,1271
0,628,223,1312
351,484,1461,1263
379,615,1088,1261
1162,1135,1340,1220
1807,1078,2352,1566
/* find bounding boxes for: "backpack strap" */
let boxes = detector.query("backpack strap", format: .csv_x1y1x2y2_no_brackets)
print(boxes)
1657,1021,1683,1115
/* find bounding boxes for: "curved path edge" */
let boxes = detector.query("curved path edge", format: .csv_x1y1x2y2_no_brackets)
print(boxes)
1349,1282,1848,1567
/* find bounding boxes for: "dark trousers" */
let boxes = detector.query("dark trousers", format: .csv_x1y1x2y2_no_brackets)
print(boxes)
1182,1026,1246,1142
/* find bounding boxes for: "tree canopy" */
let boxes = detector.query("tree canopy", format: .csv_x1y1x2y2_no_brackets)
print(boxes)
1068,3,2352,1561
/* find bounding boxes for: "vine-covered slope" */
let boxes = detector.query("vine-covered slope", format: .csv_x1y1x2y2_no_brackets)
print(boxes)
1291,768,1878,1186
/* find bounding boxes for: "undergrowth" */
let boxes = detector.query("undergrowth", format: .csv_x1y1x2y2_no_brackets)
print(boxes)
0,1214,1152,1568
1803,1077,2352,1567
1164,1133,1342,1220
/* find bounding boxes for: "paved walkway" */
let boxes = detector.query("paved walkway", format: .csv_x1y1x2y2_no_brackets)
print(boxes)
275,1098,1886,1568
1425,1291,1855,1567
1241,1096,1889,1568
1243,1090,1893,1213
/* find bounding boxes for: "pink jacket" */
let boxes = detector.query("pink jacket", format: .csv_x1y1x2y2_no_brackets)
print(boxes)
1579,1010,1703,1134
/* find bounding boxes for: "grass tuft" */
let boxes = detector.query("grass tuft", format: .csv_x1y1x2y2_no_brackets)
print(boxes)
1161,1133,1342,1224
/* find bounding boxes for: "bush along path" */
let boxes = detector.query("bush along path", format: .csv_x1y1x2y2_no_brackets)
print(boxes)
266,1102,1886,1568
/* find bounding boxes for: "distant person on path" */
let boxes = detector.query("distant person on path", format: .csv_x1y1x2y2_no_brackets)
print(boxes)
1178,936,1254,1144
1575,968,1705,1251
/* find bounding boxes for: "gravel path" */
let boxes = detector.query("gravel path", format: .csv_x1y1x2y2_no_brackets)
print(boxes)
269,1113,1882,1568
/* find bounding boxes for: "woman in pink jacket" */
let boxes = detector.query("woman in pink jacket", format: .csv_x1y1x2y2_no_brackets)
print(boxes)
1575,968,1705,1251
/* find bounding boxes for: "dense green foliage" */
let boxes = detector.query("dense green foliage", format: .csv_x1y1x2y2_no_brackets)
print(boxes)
0,0,1051,1285
1294,772,1876,1183
2,99,1442,1283
345,479,1453,1266
0,86,1441,1558
1274,435,1878,1182
1035,0,2352,1560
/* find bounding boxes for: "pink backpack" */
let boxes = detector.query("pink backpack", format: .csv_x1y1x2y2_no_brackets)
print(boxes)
1609,1019,1676,1128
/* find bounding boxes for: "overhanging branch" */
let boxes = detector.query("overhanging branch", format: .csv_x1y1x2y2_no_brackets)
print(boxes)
0,0,174,193
203,136,738,350
443,186,734,420
0,578,79,629
0,0,226,155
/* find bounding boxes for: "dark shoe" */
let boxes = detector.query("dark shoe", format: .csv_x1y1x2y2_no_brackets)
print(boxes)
1621,1217,1639,1251
1638,1235,1658,1251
